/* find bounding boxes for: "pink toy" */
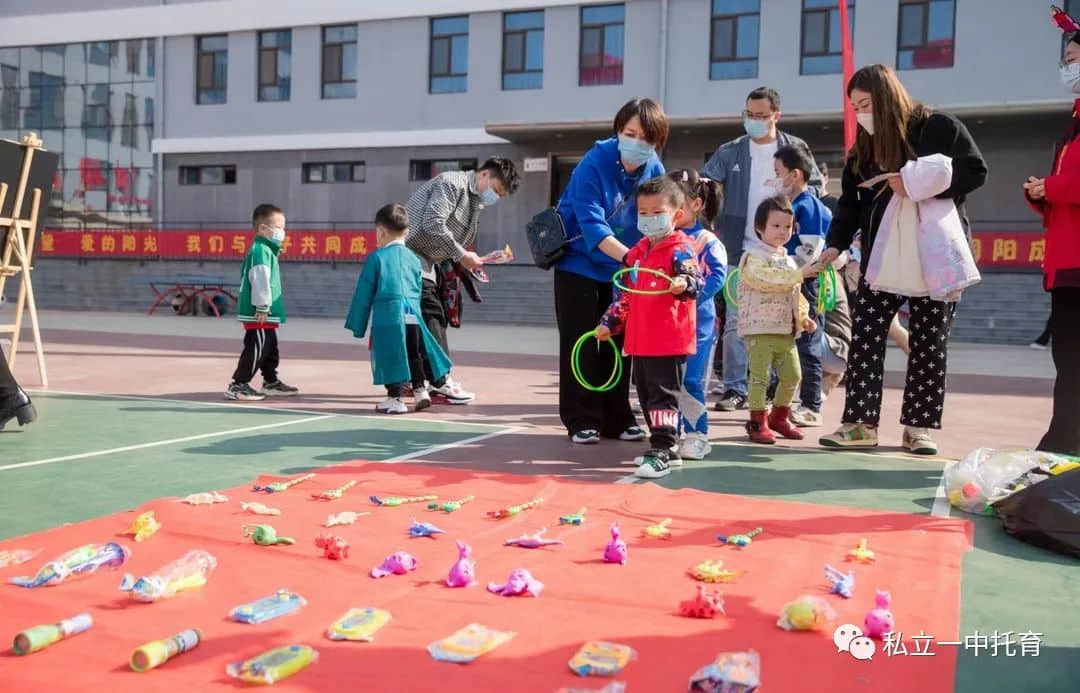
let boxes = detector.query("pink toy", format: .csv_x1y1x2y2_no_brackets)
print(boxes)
864,590,895,639
603,523,628,564
487,568,543,597
446,540,476,587
504,527,563,549
370,551,418,578
679,584,725,619
314,534,349,560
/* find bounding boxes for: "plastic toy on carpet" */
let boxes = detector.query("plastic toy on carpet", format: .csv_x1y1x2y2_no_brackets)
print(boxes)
716,526,762,548
314,534,349,560
326,608,391,642
324,512,369,527
310,480,358,501
240,502,281,516
486,497,544,519
559,507,587,525
446,540,476,587
427,624,516,663
557,684,626,693
409,518,446,538
229,589,307,624
824,564,855,599
846,538,876,563
0,548,41,567
504,526,563,549
688,650,761,692
568,641,637,676
603,523,628,564
370,551,418,578
130,628,201,672
252,473,316,494
8,542,130,588
427,495,475,513
225,644,318,684
777,595,836,631
643,518,672,538
178,491,227,505
488,568,543,597
864,590,895,639
370,494,437,507
121,511,161,542
12,613,92,655
679,584,725,618
688,559,740,583
243,524,295,546
119,549,216,602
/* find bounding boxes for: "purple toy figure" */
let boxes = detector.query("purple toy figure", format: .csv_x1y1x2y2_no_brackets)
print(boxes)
487,568,543,597
504,527,563,549
603,523,628,565
864,589,895,639
370,551,418,579
446,540,476,588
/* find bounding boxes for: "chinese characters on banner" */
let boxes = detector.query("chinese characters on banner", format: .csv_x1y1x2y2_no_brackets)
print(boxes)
37,229,377,261
969,232,1044,270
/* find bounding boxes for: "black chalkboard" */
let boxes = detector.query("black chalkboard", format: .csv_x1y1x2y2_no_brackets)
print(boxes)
0,138,60,255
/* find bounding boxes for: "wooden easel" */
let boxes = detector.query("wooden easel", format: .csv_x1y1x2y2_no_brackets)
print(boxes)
0,133,48,388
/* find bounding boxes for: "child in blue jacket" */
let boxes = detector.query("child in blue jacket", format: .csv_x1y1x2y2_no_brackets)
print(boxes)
669,169,727,460
345,204,453,414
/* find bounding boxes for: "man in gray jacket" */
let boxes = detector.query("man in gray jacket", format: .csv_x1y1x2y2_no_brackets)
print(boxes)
703,87,823,411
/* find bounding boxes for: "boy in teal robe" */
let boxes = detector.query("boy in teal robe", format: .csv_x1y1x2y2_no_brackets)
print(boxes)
345,204,453,414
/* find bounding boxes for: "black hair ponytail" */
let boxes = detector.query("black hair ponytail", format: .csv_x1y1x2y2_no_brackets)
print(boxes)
667,168,724,230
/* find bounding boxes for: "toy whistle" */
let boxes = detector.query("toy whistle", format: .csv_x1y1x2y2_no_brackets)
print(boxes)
12,613,92,655
130,628,201,672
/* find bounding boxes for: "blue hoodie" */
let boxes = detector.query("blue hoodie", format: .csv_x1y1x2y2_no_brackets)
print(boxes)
555,137,665,283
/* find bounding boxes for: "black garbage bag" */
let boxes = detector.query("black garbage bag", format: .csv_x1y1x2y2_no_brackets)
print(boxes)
992,469,1080,559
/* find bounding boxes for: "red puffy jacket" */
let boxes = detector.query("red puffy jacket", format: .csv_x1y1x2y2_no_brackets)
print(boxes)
1030,99,1080,290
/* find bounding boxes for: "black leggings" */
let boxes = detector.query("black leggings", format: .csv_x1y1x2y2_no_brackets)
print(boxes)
1038,287,1080,456
0,343,18,399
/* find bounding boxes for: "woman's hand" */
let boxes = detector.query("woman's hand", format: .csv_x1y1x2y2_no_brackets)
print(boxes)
801,262,821,279
888,176,909,198
1024,177,1046,200
670,277,687,295
818,247,841,266
594,325,611,341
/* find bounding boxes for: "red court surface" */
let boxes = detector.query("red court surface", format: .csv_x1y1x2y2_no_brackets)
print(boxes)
1,462,972,692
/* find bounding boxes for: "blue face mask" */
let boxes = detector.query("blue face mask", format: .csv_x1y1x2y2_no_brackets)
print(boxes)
480,187,500,206
743,117,770,140
638,213,673,240
618,135,655,168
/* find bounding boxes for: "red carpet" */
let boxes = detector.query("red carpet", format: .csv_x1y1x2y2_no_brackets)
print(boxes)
1,462,971,691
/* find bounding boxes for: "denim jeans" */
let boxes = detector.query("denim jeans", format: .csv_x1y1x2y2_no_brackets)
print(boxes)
721,264,749,396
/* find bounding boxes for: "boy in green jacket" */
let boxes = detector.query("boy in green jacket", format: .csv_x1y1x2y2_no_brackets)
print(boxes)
225,203,300,401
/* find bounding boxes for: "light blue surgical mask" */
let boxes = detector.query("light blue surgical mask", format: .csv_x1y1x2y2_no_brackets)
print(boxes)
743,117,770,140
638,213,673,240
618,135,655,168
480,187,500,206
271,229,286,244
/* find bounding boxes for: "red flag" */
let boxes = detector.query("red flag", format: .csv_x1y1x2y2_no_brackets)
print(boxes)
839,0,856,152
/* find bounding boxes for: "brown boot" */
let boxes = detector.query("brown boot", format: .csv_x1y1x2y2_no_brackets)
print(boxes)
769,406,804,440
746,410,775,444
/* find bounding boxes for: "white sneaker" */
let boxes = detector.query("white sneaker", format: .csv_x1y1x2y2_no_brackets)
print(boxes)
619,426,646,442
430,378,474,404
678,433,712,460
789,405,823,427
635,445,681,467
634,451,672,479
376,397,408,414
572,429,601,445
413,387,431,412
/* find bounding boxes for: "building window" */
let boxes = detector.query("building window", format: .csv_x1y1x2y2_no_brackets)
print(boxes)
24,72,64,129
503,11,544,90
409,158,477,181
0,64,18,129
302,161,365,183
121,93,137,146
710,0,759,80
258,29,291,102
83,83,112,141
179,165,236,185
801,0,854,75
580,4,624,86
897,0,954,70
125,39,141,75
196,35,227,104
321,24,357,99
430,16,469,94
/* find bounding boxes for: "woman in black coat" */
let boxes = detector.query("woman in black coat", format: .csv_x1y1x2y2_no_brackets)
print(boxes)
0,346,35,430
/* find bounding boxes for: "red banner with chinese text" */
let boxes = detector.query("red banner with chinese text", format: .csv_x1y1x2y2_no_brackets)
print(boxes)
37,229,377,262
969,231,1045,270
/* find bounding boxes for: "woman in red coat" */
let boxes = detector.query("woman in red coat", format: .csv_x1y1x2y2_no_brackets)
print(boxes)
1023,8,1080,456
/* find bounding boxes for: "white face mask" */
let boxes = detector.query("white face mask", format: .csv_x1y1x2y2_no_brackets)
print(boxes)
1061,62,1080,94
856,112,875,135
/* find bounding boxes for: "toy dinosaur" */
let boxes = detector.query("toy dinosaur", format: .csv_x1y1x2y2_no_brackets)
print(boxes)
121,511,161,542
716,526,762,548
643,518,672,539
504,527,563,549
314,534,349,560
179,491,228,505
603,523,628,564
409,518,446,538
242,524,295,546
679,583,725,618
846,538,876,563
310,480,358,501
427,495,475,513
824,564,855,598
241,502,281,516
325,511,370,527
252,473,315,494
559,507,587,525
446,540,476,588
486,497,543,519
688,559,740,583
487,568,543,597
370,494,437,507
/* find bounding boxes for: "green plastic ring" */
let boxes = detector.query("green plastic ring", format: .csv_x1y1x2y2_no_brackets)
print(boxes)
611,266,675,295
571,330,623,393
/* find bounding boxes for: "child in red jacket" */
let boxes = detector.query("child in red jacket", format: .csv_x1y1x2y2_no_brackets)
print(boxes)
595,176,704,479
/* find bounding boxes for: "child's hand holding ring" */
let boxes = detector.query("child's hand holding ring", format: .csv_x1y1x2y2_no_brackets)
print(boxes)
594,325,611,341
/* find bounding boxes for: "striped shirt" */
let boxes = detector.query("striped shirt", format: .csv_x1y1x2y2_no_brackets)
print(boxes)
404,170,482,281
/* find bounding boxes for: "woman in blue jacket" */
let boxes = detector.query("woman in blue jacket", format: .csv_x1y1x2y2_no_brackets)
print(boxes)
554,98,668,444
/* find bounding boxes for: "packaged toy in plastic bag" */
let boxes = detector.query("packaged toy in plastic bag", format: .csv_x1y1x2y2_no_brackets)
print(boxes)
568,641,637,676
689,650,760,692
225,644,317,684
944,448,1079,515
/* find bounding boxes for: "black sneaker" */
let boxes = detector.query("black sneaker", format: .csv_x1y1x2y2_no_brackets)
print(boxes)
715,390,748,412
634,449,671,479
0,388,36,430
262,379,299,397
225,382,266,401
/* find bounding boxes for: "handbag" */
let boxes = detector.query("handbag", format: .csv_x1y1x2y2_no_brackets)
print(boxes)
525,207,577,270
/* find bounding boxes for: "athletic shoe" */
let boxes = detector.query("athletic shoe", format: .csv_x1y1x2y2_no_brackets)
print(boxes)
262,379,299,397
634,450,671,479
715,390,748,412
413,386,432,412
819,423,879,448
430,378,474,405
710,382,726,395
789,405,823,427
376,397,408,415
678,433,712,460
619,425,647,442
0,388,36,430
572,429,601,445
902,427,938,455
1029,342,1048,351
225,382,266,401
635,446,681,467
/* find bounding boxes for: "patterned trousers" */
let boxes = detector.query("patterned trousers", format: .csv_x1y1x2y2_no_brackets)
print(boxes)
843,281,956,429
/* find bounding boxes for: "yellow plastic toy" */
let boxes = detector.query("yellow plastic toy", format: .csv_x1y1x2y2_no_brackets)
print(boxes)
643,518,672,539
688,559,740,583
777,595,836,631
846,538,876,563
225,644,317,684
326,608,391,642
122,511,161,542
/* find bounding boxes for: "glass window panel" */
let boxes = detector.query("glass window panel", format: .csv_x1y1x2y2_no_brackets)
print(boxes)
19,47,41,87
503,71,542,90
431,37,450,74
304,164,324,183
324,26,343,43
197,53,214,88
40,127,62,157
322,81,355,99
260,85,285,101
802,54,841,74
62,168,85,213
200,166,223,184
582,4,624,24
899,5,924,47
144,96,154,125
505,11,544,31
200,35,227,52
340,25,357,42
450,35,468,74
525,31,543,70
278,45,291,80
897,49,916,70
581,27,602,66
710,58,757,80
259,31,278,49
132,128,151,168
351,163,365,182
804,0,836,7
322,45,342,82
432,16,468,36
341,43,357,80
130,81,153,122
42,46,63,78
21,88,41,129
504,33,524,72
0,63,17,130
131,168,153,225
712,19,734,59
828,10,842,53
259,50,276,85
927,0,954,41
64,44,86,84
713,0,759,13
124,39,142,76
108,41,124,81
804,11,827,54
603,25,624,64
213,54,227,87
63,127,84,157
145,40,155,79
430,76,466,93
736,15,759,58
